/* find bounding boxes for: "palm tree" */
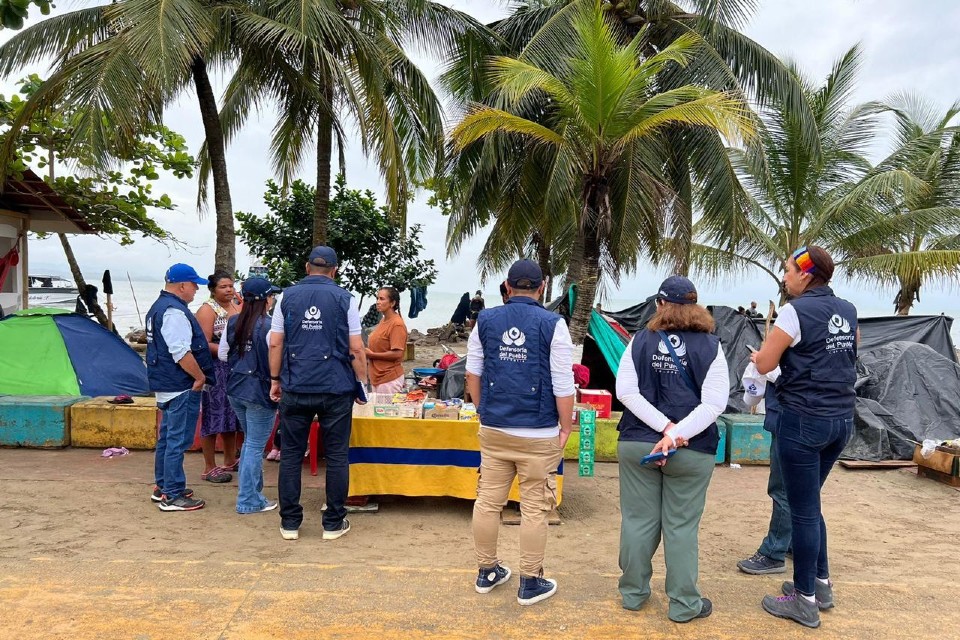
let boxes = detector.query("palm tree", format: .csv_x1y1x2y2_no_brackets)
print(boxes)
690,46,936,305
834,95,960,314
451,3,753,342
0,0,276,274
200,1,492,246
440,0,814,283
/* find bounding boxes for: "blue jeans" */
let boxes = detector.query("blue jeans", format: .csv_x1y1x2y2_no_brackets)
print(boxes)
776,408,852,597
154,390,202,501
228,397,277,513
757,433,792,561
278,391,353,532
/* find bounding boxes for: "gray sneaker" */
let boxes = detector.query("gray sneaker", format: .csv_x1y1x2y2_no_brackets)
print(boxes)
761,593,820,628
737,552,786,575
782,579,834,610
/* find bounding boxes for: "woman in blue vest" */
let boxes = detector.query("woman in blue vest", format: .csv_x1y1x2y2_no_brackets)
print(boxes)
752,246,857,629
218,277,281,514
615,276,729,623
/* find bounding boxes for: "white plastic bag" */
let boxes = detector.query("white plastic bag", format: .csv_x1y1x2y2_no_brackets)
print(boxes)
920,439,940,459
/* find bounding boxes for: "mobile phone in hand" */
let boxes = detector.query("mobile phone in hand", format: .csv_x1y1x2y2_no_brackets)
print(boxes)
746,344,758,353
641,449,677,465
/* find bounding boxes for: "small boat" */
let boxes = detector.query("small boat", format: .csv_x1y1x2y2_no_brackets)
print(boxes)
28,274,79,306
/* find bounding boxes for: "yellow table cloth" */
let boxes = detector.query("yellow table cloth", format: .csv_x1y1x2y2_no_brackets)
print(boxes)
348,417,563,504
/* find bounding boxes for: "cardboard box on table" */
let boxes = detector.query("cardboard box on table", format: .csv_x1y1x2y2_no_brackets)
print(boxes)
577,389,612,418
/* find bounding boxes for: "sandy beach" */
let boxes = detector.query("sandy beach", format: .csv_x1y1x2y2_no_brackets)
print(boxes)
0,447,957,639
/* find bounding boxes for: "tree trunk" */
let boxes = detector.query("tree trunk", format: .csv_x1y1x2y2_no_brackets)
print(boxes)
534,232,553,303
894,277,919,315
192,57,235,274
58,233,110,327
567,226,600,344
669,150,693,276
313,83,334,247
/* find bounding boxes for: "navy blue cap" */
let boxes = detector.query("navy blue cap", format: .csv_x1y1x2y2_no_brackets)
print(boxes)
241,277,281,301
308,245,338,267
656,275,697,305
165,263,208,285
507,259,543,289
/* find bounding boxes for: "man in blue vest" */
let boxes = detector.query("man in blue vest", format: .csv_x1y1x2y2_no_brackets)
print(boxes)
466,259,575,606
268,246,367,542
146,263,216,512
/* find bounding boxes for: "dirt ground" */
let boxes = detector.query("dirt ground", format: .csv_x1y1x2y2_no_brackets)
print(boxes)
0,448,958,640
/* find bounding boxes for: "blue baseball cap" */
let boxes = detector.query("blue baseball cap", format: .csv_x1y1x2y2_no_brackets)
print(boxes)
507,259,543,289
241,277,281,301
165,263,208,285
308,245,338,267
656,275,697,305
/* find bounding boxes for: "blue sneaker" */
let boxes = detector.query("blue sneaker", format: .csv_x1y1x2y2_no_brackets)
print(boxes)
517,574,557,606
475,564,512,594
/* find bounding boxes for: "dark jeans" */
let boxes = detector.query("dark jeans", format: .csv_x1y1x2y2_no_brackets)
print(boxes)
757,433,792,561
776,408,852,597
154,390,202,500
278,391,353,532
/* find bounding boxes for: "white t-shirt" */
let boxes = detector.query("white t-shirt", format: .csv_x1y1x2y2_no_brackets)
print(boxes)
270,293,361,336
773,303,802,346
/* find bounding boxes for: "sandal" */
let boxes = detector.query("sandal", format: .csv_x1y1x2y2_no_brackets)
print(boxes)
224,460,240,472
202,467,233,483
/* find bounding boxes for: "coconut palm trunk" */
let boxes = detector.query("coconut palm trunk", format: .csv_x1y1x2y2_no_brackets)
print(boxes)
568,224,600,344
894,277,920,315
533,232,553,303
314,91,334,247
191,56,235,274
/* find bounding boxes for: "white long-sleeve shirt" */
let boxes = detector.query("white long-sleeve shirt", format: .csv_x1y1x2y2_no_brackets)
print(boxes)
466,316,575,438
615,336,729,445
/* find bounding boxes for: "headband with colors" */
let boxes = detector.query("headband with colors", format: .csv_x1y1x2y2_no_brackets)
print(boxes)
792,247,816,274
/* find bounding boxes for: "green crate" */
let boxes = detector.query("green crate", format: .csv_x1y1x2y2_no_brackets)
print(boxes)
718,413,770,465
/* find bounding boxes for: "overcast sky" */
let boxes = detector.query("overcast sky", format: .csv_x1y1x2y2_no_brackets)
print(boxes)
8,0,960,315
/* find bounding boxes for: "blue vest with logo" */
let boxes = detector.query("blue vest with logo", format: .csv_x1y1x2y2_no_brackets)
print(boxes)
776,286,858,417
145,291,216,392
280,275,354,395
225,314,275,409
617,329,721,456
477,297,561,429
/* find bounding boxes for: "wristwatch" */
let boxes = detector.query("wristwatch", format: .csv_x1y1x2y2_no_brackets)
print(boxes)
270,375,281,381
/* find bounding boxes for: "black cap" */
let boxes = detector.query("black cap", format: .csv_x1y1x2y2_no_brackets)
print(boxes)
308,245,338,267
656,275,697,305
507,259,543,290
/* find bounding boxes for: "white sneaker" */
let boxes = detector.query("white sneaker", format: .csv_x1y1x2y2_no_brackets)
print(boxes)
322,519,351,540
280,526,299,540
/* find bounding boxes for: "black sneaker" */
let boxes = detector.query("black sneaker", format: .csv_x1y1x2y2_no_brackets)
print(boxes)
762,593,820,628
782,579,834,610
322,519,351,540
151,486,194,502
517,574,557,606
674,597,712,623
158,495,205,512
475,564,512,594
737,552,786,575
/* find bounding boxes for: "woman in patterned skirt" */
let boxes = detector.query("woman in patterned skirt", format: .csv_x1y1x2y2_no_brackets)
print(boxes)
195,271,241,483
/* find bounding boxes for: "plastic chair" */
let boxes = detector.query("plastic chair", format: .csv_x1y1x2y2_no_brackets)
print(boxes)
267,415,322,476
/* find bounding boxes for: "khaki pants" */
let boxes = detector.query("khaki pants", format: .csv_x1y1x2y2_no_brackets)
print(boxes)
473,427,562,577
